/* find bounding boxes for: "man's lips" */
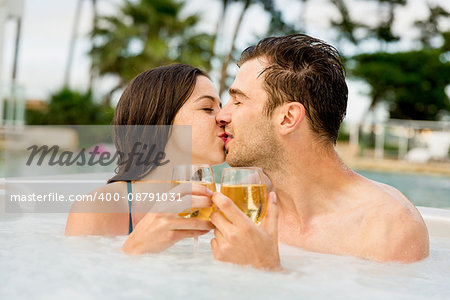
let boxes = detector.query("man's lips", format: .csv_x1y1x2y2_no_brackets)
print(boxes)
225,132,233,146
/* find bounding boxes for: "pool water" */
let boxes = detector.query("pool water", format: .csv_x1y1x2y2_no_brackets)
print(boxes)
1,214,449,299
357,170,450,209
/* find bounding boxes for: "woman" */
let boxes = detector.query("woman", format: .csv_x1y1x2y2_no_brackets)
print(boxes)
65,64,225,254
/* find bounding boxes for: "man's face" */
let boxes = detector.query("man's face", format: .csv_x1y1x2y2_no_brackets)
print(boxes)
216,58,282,170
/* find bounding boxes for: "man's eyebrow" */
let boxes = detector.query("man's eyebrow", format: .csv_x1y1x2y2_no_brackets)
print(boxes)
194,95,221,108
228,88,249,99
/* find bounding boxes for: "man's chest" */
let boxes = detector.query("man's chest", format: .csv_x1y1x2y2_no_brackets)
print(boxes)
278,213,367,255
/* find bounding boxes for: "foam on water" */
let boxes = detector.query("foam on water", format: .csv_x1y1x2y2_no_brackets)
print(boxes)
1,214,449,299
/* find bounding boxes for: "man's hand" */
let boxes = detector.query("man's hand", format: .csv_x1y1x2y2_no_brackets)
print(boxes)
210,191,281,270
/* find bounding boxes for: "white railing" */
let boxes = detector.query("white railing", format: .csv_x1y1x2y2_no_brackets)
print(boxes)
0,0,25,127
348,119,450,162
0,83,25,127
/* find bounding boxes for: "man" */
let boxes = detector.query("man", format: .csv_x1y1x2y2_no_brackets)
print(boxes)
209,34,429,270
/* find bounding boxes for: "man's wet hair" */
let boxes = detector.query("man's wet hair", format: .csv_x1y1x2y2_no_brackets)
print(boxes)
238,34,348,144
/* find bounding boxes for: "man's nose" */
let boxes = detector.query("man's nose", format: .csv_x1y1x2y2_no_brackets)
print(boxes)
216,104,231,126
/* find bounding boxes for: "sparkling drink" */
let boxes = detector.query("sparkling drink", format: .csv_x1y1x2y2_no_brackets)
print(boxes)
220,184,267,224
173,181,216,220
171,164,215,253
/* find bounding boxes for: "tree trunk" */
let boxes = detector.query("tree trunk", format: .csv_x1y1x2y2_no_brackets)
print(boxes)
360,94,378,124
88,0,98,92
64,0,83,88
11,17,22,86
212,0,229,54
218,0,250,96
103,81,125,107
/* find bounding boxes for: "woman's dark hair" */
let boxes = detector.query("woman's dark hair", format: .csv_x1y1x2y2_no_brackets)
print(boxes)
108,63,208,183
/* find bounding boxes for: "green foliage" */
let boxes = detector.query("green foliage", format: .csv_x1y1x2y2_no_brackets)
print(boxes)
350,50,450,120
84,0,449,122
414,4,450,48
214,0,298,95
90,0,214,98
329,0,408,45
327,0,450,120
258,0,298,35
337,125,350,142
26,88,113,125
330,0,364,44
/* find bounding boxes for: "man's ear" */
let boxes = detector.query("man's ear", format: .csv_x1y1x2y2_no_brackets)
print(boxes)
276,102,305,136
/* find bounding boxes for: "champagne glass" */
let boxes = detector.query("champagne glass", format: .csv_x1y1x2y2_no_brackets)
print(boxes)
171,164,216,252
220,167,268,224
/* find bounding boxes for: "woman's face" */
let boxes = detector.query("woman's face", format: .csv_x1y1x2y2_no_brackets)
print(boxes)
173,76,225,165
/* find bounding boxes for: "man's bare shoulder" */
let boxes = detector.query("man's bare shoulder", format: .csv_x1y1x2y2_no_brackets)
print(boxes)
65,182,129,236
355,176,429,262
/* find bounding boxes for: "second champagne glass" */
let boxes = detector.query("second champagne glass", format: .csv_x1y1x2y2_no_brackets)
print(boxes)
172,164,216,252
171,164,216,219
220,167,268,224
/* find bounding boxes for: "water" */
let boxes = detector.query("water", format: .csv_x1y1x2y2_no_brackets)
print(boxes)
357,170,450,209
1,214,449,299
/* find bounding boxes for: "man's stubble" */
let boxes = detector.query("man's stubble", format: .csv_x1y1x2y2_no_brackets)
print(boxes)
226,117,283,173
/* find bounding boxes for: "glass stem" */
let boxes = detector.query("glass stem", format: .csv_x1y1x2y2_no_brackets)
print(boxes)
193,236,199,253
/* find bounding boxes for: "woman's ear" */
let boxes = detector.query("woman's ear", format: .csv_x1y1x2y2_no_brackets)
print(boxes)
277,102,305,136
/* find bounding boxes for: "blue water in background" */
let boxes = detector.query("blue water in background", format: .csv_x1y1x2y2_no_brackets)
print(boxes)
357,170,450,209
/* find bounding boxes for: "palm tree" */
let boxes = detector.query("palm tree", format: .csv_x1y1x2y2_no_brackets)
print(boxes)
90,0,214,105
218,0,250,96
215,0,300,96
415,4,449,48
91,0,303,103
64,0,84,88
88,0,98,92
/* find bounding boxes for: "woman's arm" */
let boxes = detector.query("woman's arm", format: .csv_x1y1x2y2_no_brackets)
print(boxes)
65,182,215,255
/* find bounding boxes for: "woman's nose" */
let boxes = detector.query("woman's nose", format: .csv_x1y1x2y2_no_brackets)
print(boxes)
216,107,231,126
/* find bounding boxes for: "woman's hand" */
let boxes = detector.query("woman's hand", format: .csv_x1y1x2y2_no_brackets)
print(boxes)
122,183,214,254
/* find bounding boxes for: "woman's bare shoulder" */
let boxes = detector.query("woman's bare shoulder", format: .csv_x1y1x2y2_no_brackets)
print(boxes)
65,182,129,236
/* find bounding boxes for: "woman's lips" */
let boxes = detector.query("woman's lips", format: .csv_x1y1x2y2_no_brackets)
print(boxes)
218,133,233,146
219,133,228,143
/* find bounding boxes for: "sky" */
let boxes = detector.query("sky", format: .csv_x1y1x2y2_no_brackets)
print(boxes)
1,0,449,124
